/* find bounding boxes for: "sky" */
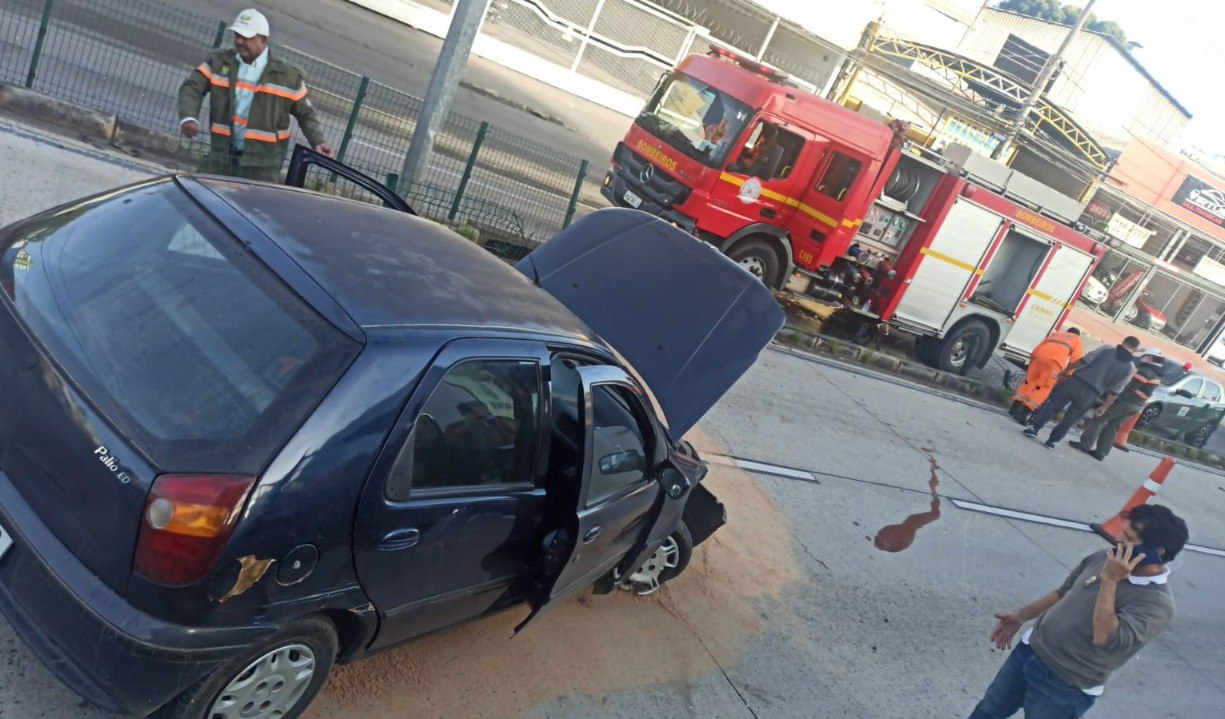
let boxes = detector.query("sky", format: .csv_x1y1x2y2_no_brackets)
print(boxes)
751,0,1225,157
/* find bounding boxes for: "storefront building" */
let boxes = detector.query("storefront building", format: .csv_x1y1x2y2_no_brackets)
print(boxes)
1077,139,1225,356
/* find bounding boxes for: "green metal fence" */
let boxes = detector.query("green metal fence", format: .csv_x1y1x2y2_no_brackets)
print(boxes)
0,0,596,252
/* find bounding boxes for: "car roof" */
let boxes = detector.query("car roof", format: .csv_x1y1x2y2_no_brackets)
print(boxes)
195,178,599,339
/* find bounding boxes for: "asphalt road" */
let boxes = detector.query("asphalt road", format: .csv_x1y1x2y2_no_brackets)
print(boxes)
3,124,1225,718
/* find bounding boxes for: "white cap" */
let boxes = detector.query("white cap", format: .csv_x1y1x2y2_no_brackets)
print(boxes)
1139,347,1165,360
230,9,270,38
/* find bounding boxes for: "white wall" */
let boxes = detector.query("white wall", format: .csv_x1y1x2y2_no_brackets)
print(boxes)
956,9,1189,150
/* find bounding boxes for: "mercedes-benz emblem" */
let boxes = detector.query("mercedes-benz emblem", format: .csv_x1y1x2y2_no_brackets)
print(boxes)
639,164,654,184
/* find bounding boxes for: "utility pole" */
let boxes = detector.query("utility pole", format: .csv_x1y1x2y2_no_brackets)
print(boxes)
400,0,491,191
826,19,880,102
992,0,1098,161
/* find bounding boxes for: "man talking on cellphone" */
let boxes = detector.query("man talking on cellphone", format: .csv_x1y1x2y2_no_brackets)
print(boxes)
968,504,1189,718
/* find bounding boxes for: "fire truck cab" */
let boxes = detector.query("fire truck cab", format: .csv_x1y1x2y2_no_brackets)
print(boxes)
602,48,1105,372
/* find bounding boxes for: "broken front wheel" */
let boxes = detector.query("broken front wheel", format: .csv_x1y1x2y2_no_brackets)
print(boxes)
614,521,693,596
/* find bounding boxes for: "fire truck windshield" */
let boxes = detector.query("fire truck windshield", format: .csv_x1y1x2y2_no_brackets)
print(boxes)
636,72,751,168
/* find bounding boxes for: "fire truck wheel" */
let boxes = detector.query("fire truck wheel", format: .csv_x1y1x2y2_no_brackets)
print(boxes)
935,320,990,373
728,237,782,287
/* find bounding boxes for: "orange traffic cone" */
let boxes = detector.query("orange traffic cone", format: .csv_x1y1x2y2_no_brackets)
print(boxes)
1090,456,1175,542
1114,412,1141,449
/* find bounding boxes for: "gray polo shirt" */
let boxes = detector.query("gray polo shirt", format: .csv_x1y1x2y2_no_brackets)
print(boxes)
1027,552,1174,691
1071,346,1135,395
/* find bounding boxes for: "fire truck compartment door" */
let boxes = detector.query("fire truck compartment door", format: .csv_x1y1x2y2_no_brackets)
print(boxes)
893,199,1003,333
1002,244,1095,357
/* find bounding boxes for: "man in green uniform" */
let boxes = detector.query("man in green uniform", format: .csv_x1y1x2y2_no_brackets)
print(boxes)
178,8,333,183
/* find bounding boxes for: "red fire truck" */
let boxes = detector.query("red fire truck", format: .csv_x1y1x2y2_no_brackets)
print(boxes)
601,48,1105,372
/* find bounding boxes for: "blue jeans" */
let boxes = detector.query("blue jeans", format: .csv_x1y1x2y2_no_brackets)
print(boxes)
969,643,1097,718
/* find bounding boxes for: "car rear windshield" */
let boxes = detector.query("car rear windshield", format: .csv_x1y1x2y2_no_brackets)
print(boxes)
0,181,361,474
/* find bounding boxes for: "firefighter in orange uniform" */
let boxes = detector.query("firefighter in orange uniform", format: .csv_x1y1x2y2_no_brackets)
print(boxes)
1009,328,1084,424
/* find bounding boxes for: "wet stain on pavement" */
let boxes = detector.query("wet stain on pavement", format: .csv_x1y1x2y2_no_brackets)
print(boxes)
873,453,941,552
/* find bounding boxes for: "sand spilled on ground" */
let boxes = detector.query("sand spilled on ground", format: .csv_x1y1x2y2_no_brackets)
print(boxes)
308,428,801,718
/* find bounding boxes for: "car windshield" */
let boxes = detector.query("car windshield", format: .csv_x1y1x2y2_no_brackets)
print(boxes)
635,71,752,167
0,182,361,473
1157,364,1194,387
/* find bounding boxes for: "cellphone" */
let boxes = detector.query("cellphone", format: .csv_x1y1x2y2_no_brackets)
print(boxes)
1131,544,1164,566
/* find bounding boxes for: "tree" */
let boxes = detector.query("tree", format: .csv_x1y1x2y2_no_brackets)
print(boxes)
996,0,1128,46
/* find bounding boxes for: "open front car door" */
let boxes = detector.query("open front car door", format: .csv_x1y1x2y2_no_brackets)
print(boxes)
519,363,702,629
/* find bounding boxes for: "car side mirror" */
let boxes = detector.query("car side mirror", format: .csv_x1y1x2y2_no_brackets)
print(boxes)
1176,388,1195,398
599,449,645,475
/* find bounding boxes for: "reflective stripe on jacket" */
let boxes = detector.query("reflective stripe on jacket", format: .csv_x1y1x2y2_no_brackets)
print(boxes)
178,50,325,168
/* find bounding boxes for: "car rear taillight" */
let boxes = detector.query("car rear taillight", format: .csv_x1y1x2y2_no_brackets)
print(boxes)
134,474,256,587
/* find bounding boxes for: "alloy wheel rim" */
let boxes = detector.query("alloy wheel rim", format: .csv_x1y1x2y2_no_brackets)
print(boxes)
208,644,316,719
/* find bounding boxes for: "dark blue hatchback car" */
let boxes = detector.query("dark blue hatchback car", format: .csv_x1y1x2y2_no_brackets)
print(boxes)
0,164,782,718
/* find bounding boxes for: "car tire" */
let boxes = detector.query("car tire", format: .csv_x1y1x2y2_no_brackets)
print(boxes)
156,617,338,719
727,237,783,288
1187,424,1215,448
1136,404,1162,430
933,320,991,373
616,520,694,595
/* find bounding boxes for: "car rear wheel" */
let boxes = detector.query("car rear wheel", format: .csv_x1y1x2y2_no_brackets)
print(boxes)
614,521,693,596
728,237,783,288
1136,404,1162,430
157,617,337,719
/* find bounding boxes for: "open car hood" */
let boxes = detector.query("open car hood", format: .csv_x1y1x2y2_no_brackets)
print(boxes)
517,209,784,436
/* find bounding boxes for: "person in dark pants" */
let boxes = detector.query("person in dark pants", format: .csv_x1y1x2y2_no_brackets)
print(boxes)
1024,337,1139,449
968,504,1188,718
1072,349,1164,460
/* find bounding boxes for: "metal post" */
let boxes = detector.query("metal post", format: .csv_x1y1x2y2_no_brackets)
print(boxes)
212,20,227,49
827,20,878,102
336,76,370,164
449,121,488,221
992,0,1098,161
400,0,491,192
676,25,702,63
25,0,56,89
563,160,589,229
570,0,608,72
755,17,779,61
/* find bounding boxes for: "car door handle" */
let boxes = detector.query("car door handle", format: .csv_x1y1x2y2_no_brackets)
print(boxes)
582,526,602,544
379,528,420,551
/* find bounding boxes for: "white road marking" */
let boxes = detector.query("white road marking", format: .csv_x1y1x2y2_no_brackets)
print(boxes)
733,459,816,482
706,454,1225,559
950,499,1091,531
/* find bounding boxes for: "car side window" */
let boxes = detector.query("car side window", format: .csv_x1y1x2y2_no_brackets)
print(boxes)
816,152,863,201
386,360,540,500
1203,381,1222,402
1181,378,1203,398
587,385,651,507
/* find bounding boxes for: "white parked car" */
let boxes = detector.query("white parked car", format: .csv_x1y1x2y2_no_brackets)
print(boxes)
1080,275,1108,305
